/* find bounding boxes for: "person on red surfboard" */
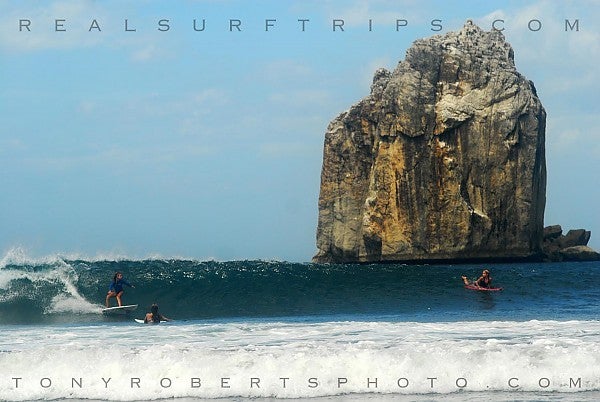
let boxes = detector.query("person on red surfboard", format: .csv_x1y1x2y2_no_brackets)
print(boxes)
462,269,492,289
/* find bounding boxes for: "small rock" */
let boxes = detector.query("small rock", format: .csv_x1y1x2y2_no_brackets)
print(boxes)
558,246,600,262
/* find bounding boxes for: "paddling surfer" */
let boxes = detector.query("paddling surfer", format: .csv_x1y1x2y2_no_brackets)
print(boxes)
105,272,135,307
144,303,171,323
461,269,492,289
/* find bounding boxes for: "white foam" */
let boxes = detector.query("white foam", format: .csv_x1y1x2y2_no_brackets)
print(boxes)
0,247,214,267
47,294,103,314
45,262,103,314
0,254,101,314
0,247,38,268
1,319,599,400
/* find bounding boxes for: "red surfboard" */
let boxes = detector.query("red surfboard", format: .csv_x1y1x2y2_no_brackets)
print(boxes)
464,284,503,291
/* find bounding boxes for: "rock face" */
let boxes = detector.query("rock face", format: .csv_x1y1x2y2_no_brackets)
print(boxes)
542,225,600,261
314,21,547,263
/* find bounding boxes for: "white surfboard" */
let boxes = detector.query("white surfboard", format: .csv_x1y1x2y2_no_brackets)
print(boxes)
102,304,138,315
134,318,168,324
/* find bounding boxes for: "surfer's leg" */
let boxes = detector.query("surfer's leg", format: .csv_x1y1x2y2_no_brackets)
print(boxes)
105,291,115,307
116,291,123,306
461,276,470,285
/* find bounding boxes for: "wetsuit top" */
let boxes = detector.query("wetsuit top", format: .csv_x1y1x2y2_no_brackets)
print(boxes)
475,277,491,288
108,278,132,293
144,312,163,324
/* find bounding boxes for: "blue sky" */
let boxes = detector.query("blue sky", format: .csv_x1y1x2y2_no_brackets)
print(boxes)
0,0,598,262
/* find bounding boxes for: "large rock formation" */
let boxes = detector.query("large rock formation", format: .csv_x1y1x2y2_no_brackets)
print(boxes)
314,21,547,263
542,225,600,261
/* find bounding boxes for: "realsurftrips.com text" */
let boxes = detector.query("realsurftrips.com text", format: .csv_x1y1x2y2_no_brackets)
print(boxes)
14,18,582,33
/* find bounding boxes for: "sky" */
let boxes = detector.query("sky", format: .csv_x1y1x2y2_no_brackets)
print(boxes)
0,0,598,262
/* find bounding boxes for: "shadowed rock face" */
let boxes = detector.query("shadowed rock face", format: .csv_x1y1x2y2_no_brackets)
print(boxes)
542,225,600,261
314,21,547,263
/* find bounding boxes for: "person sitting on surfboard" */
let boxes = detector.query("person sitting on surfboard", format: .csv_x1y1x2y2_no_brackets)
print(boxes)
144,303,171,323
105,272,135,307
461,269,492,289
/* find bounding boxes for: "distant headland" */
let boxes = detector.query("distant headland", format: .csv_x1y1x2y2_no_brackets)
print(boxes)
313,21,599,264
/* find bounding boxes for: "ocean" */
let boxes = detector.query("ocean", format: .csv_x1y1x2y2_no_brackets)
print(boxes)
1,251,599,401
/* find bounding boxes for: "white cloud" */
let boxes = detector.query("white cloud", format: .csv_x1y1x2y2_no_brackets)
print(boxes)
546,113,599,155
0,138,27,155
131,44,166,62
262,59,313,79
476,1,600,149
117,88,229,121
479,1,599,86
268,89,332,107
190,89,229,106
22,142,217,173
0,0,111,51
258,142,317,158
77,100,96,115
0,0,176,62
321,0,428,28
177,89,231,135
547,127,581,153
361,56,394,90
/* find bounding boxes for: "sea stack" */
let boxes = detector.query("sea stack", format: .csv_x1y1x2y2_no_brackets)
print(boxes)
314,21,547,263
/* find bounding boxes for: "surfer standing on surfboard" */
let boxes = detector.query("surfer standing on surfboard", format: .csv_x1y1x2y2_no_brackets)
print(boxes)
105,272,135,307
461,269,492,289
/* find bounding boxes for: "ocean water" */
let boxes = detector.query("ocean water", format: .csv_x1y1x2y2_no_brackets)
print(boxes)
1,250,600,401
